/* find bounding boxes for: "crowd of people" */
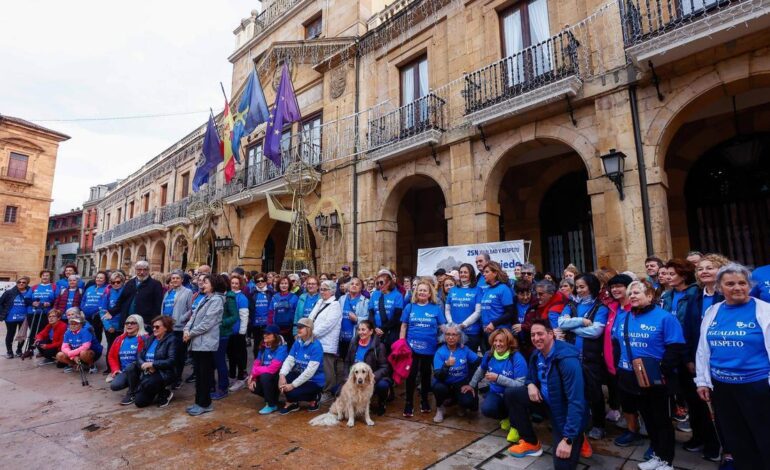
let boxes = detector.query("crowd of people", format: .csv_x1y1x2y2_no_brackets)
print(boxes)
1,253,769,470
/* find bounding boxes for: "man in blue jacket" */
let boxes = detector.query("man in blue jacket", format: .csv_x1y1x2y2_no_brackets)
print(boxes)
508,318,589,470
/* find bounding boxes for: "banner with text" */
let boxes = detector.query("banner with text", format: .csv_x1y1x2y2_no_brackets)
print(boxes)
416,240,526,277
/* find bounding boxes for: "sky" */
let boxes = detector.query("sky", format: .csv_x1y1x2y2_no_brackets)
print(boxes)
0,0,256,214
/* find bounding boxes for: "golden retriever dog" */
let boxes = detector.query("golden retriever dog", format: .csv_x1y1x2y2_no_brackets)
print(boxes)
309,362,375,427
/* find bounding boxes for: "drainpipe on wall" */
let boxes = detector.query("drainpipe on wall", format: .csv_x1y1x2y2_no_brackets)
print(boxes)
352,45,361,277
629,85,654,256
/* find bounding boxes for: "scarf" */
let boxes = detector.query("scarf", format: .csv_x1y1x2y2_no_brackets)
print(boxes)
578,295,595,305
493,350,511,361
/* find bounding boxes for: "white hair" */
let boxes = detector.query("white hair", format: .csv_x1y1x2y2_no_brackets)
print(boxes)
320,279,336,292
135,260,149,269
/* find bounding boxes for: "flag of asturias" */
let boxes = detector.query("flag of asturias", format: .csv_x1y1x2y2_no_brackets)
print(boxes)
221,97,236,183
192,114,224,192
263,64,301,168
232,70,269,162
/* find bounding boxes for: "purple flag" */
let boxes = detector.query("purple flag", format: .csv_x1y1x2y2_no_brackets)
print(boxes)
192,114,224,192
263,64,301,167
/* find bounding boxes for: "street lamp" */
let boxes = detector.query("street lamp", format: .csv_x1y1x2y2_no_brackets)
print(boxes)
601,149,626,200
329,210,340,229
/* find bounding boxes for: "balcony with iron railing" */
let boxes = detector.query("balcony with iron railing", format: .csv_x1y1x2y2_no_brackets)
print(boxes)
0,166,34,185
93,209,162,249
367,93,446,162
622,0,770,67
251,0,307,40
463,30,582,126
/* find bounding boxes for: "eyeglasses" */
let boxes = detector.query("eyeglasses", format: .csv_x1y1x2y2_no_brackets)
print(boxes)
111,281,122,285
536,291,549,297
256,279,266,283
68,322,80,325
125,321,138,325
152,325,162,330
445,333,459,337
522,272,534,276
319,287,331,291
16,280,27,284
376,281,385,287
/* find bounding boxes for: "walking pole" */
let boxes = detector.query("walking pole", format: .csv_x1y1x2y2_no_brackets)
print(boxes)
705,401,722,449
21,309,42,360
77,358,89,386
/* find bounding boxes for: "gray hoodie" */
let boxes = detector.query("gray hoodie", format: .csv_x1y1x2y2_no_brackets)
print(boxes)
163,286,193,332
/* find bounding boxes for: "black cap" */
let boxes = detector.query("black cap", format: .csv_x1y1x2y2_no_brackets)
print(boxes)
607,274,633,287
434,268,447,276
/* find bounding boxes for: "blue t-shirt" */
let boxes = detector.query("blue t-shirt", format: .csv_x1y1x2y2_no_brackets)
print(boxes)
341,295,362,341
28,283,56,314
232,291,249,334
433,344,480,384
536,347,556,403
476,276,488,291
270,292,298,327
369,289,404,328
613,305,685,371
192,293,205,311
56,278,85,295
400,303,445,355
145,339,158,362
63,327,94,350
80,285,106,318
706,299,770,384
100,287,123,331
257,343,289,365
670,290,685,317
252,291,270,326
446,286,482,335
7,291,28,322
300,293,320,320
750,265,770,302
515,302,530,324
84,321,103,354
118,336,140,370
701,292,716,318
288,339,325,387
479,282,514,329
64,289,78,310
480,350,528,395
162,289,176,316
354,341,371,363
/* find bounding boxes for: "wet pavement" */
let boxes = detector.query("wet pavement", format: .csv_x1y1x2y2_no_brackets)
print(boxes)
0,325,719,469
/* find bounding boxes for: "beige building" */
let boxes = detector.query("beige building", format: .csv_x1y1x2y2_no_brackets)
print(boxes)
94,0,770,278
0,114,69,282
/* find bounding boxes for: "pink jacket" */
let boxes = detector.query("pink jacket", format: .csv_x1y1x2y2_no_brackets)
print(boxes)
62,340,91,359
387,338,413,386
603,300,630,375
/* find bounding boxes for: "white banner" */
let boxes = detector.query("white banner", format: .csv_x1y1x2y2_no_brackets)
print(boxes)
417,240,527,277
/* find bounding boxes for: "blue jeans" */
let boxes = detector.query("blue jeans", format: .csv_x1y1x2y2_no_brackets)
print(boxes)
214,336,230,392
284,371,322,403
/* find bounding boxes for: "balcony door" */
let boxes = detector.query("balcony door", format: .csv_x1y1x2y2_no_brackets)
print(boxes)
400,56,429,131
500,0,551,87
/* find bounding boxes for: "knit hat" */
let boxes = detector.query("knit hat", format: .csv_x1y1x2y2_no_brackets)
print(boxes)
264,324,281,336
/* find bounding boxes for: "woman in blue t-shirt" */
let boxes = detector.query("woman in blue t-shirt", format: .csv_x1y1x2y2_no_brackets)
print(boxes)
26,270,57,348
81,271,108,343
278,317,325,413
613,280,685,470
368,271,404,350
432,323,481,423
468,328,528,443
268,276,299,347
1,276,30,358
399,279,445,417
100,271,126,372
250,273,272,357
445,263,482,353
248,324,288,415
479,262,515,347
343,319,391,415
695,263,770,469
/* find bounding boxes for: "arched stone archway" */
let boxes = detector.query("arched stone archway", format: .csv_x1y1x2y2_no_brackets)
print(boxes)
170,231,190,271
98,253,107,270
379,174,448,276
135,244,147,262
151,240,166,274
109,251,119,270
662,80,770,263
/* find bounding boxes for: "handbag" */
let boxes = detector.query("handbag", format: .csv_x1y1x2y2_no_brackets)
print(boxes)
623,313,664,388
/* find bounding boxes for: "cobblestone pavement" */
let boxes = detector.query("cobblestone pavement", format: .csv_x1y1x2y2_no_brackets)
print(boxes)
0,326,719,469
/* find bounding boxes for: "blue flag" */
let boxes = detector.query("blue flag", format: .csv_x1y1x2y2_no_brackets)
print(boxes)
263,64,301,167
192,114,224,192
232,70,269,162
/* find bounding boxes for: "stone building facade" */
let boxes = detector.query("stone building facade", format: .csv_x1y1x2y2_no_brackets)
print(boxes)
0,114,69,282
94,0,770,278
44,209,82,277
76,182,117,278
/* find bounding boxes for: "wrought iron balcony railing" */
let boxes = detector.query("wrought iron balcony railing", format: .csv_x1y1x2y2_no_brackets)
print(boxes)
253,0,305,39
367,93,446,150
463,31,580,115
621,0,741,45
160,197,191,223
245,140,321,189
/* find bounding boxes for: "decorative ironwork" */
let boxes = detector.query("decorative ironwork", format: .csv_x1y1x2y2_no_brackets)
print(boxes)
367,93,446,150
463,31,580,115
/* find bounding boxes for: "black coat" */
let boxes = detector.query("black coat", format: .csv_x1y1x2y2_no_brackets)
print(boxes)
136,333,178,384
683,288,724,364
344,335,390,383
0,286,23,321
109,276,163,330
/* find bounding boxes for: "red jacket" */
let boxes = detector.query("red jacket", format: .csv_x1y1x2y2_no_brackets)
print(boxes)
387,338,412,386
520,291,570,357
53,288,82,312
108,333,147,372
35,321,67,351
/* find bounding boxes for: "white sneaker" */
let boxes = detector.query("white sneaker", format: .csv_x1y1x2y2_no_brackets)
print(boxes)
228,380,245,392
615,415,628,429
433,406,445,423
638,456,663,470
676,419,692,433
606,409,621,422
655,462,674,470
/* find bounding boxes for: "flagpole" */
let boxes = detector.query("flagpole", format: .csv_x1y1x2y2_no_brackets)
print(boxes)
220,82,229,103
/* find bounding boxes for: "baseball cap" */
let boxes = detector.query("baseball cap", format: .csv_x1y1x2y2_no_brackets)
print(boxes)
434,268,447,276
300,269,310,275
341,265,351,271
295,317,314,329
264,324,281,336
